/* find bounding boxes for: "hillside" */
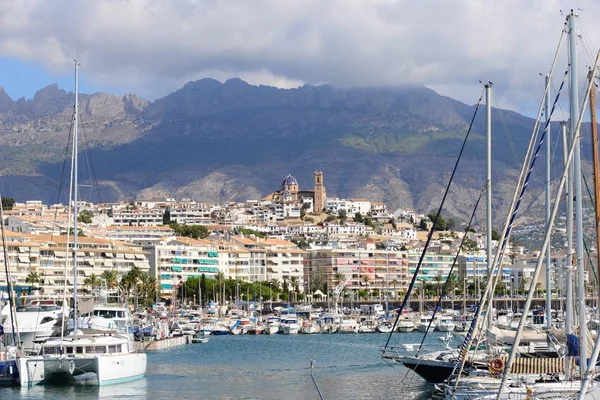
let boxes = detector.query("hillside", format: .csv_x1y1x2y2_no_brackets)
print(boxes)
0,79,551,225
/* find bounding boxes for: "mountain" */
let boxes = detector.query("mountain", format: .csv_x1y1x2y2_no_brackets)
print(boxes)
0,79,554,225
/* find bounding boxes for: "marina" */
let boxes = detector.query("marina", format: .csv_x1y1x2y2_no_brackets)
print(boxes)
0,332,438,400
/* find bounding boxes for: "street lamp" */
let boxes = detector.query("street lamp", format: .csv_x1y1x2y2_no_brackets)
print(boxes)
269,282,273,310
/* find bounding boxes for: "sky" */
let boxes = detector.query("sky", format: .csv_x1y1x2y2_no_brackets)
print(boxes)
1,0,599,116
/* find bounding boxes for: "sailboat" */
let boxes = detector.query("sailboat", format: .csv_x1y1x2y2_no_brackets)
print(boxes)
382,82,496,383
442,11,600,399
17,61,147,386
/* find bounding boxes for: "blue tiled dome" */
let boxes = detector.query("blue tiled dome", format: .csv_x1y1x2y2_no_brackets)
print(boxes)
282,174,298,186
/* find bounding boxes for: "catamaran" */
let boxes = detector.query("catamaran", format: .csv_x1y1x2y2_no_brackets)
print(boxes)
17,61,147,386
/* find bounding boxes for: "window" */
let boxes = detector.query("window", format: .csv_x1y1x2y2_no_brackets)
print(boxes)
76,347,84,354
108,345,117,353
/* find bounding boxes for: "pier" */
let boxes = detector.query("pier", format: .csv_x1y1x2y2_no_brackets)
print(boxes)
135,335,192,351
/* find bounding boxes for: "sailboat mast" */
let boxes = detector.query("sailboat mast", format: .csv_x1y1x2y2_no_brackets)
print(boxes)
73,60,80,333
589,70,600,315
485,83,493,327
545,74,553,329
563,120,574,337
568,11,587,374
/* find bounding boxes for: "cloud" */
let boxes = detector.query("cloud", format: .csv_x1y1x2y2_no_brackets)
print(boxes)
0,0,598,113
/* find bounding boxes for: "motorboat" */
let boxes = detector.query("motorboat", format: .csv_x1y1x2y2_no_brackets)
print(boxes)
191,332,209,344
437,316,456,332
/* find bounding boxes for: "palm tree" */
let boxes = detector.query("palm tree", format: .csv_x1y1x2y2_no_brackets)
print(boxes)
390,279,399,299
83,273,102,292
140,274,158,306
100,269,119,289
289,276,299,302
25,271,41,285
361,276,370,300
216,271,226,304
434,273,444,297
121,266,144,307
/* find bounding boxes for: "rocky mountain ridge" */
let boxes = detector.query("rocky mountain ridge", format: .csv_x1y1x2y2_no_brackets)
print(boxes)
0,79,552,225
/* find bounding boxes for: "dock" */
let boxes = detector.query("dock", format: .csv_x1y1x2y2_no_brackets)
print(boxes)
135,335,192,351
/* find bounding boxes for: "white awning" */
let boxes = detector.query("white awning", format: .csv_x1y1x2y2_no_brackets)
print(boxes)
134,254,145,260
18,247,27,253
18,255,30,263
134,261,146,267
124,254,135,260
104,260,114,267
103,252,114,258
77,251,85,257
53,251,66,258
116,253,125,259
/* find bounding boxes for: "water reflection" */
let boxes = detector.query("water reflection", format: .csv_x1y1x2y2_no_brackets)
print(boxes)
3,377,147,400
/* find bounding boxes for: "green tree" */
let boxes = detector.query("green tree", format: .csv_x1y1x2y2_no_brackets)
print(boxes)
77,210,93,224
354,212,364,223
169,223,210,239
121,266,144,308
25,271,40,285
434,273,444,297
427,212,447,231
162,207,171,225
325,215,336,222
463,238,479,252
84,273,102,291
338,209,347,222
290,276,299,302
491,229,500,241
100,269,119,288
1,197,15,211
419,219,428,230
139,274,158,306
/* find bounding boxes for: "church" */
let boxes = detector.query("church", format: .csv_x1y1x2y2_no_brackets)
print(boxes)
263,171,327,213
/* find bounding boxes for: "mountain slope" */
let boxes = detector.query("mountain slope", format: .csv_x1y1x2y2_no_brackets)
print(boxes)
0,79,546,224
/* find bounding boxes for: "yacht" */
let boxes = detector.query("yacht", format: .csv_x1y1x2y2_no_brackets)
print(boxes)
416,315,437,333
18,331,146,386
437,316,456,332
1,298,67,353
17,61,147,387
280,316,300,334
338,317,359,333
396,315,416,333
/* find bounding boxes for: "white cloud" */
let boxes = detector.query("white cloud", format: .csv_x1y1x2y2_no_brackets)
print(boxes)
0,0,598,113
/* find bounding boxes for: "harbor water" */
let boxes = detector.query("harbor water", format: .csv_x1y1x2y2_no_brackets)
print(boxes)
0,332,446,399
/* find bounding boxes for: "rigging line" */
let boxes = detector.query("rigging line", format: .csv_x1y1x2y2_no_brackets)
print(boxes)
497,70,568,260
576,18,597,69
491,91,520,166
415,184,485,356
499,49,600,400
0,197,19,348
454,66,569,390
382,88,484,351
581,172,600,285
77,112,103,204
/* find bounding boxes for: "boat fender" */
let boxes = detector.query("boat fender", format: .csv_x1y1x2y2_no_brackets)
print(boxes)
488,358,504,375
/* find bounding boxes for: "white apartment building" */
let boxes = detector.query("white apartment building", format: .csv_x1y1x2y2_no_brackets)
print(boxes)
111,206,163,226
146,237,225,296
0,232,150,296
325,222,374,236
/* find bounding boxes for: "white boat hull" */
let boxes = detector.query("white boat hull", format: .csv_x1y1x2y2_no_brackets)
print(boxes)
437,323,456,332
18,352,147,386
281,325,300,335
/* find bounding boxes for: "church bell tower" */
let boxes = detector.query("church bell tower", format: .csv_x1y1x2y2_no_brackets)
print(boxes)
314,171,326,212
